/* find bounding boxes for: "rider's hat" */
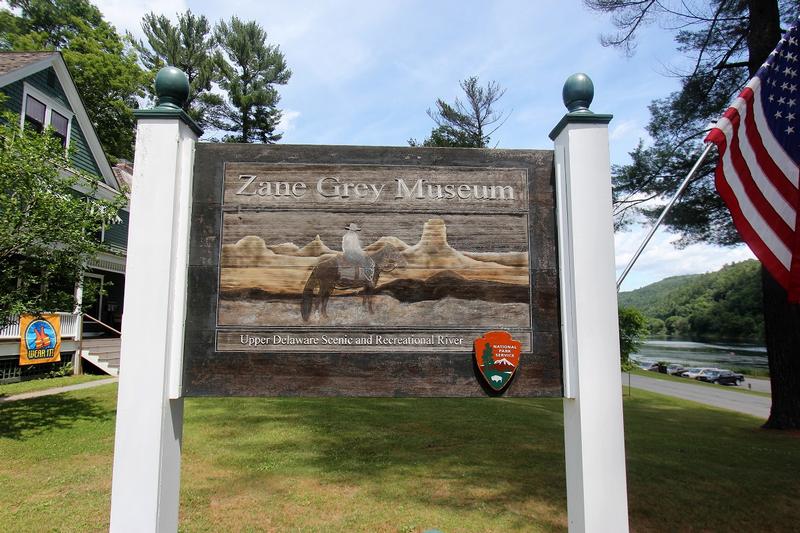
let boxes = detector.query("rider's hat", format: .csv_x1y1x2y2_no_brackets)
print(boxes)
344,223,361,231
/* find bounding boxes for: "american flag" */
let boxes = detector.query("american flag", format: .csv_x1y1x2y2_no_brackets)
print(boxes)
706,23,800,303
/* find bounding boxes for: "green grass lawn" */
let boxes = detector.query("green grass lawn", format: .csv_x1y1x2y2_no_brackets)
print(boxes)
0,374,109,398
1,383,797,532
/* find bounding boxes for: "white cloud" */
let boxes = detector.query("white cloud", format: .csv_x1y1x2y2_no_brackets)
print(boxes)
95,0,188,38
610,119,642,141
277,110,301,134
615,227,755,291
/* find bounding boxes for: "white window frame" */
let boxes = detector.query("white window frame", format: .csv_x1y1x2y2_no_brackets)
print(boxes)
20,82,74,150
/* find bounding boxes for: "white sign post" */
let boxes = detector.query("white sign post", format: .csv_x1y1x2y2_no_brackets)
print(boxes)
551,73,630,532
109,68,201,532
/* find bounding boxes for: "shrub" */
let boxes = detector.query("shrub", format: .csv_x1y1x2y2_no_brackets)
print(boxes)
619,306,648,371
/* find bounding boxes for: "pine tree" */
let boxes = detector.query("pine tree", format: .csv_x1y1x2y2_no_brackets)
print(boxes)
410,77,507,148
131,10,220,127
211,17,291,143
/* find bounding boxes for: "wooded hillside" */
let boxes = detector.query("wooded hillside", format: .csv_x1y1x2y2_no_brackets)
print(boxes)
618,260,763,341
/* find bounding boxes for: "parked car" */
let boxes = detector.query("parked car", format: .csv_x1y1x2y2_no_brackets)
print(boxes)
695,368,721,382
715,369,745,384
697,369,742,386
641,362,660,372
678,367,706,378
666,364,686,376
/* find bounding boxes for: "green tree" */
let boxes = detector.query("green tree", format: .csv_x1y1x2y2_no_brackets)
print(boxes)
61,21,145,161
0,0,146,161
664,315,690,337
619,260,765,340
481,343,494,368
409,76,507,148
211,17,291,143
647,317,666,336
131,10,221,127
587,0,800,429
618,306,648,369
0,108,125,324
0,0,103,49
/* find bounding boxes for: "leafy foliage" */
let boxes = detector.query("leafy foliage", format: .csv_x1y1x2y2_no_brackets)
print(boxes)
618,306,648,369
618,260,764,341
409,77,507,148
209,16,291,143
60,22,145,161
0,0,104,49
0,0,146,161
0,109,125,325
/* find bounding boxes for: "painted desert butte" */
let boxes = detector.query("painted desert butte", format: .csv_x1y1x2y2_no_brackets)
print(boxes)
221,218,528,293
218,218,531,326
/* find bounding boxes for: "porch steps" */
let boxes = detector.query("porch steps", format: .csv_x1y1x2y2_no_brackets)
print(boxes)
79,338,121,377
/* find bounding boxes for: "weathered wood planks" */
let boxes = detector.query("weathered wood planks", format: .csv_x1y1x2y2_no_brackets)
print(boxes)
183,144,561,397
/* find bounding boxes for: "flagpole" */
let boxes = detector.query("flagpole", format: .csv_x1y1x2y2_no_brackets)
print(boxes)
616,143,714,291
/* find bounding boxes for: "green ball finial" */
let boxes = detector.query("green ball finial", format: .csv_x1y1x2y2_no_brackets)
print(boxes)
154,66,190,110
562,73,594,113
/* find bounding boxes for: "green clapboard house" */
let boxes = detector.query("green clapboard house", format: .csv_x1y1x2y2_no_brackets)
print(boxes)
0,51,130,380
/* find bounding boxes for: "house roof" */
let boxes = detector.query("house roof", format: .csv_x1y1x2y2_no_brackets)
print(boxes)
0,51,119,191
0,52,57,76
112,160,134,192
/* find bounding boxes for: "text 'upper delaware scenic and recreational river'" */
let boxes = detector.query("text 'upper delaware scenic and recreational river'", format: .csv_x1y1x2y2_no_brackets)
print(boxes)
217,331,534,353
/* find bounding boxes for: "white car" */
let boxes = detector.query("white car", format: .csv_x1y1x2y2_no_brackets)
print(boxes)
682,368,719,379
680,367,718,379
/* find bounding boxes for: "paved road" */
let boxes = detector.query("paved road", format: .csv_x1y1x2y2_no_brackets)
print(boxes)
0,377,118,403
625,373,771,420
741,376,771,393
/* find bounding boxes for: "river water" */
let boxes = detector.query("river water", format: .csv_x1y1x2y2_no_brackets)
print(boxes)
632,338,768,372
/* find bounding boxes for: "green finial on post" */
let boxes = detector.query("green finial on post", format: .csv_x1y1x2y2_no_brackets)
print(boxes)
562,73,594,113
154,66,190,110
135,66,203,136
549,72,611,140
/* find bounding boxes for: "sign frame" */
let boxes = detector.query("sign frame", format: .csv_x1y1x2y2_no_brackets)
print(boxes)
182,144,562,397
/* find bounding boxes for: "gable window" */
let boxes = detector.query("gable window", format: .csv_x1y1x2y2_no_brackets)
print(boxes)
50,110,69,147
20,83,73,149
24,95,46,133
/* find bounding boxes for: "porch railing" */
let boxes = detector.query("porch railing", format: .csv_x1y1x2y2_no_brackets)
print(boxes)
0,312,81,340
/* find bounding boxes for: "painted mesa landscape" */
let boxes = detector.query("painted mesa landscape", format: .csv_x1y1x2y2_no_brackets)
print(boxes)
218,216,531,327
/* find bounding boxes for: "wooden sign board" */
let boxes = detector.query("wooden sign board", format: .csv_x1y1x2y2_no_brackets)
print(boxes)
183,144,561,396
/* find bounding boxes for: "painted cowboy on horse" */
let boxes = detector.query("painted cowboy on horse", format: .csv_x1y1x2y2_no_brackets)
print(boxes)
340,223,375,284
300,223,405,321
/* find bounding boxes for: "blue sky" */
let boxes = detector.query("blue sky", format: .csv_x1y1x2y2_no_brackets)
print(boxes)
96,0,755,289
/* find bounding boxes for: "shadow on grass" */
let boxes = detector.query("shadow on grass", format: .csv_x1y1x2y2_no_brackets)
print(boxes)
0,394,114,440
184,396,568,526
181,393,800,531
621,391,800,532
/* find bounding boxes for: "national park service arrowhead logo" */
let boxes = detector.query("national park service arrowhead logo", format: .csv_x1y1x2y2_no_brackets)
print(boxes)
474,331,521,392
